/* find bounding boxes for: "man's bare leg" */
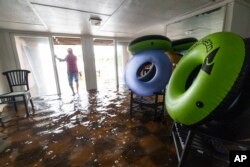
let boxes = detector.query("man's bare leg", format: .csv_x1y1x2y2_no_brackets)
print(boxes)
70,84,75,95
76,82,79,93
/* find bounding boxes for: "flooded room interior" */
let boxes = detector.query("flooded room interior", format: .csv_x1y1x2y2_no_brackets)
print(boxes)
1,0,250,166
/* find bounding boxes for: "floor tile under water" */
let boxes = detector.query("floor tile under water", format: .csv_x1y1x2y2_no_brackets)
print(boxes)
0,89,227,167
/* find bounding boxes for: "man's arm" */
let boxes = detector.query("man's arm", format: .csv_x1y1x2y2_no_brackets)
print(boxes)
55,54,66,62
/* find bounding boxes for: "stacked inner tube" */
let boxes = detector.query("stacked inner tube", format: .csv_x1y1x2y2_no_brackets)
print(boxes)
125,35,172,96
172,37,198,54
165,32,250,125
167,38,198,66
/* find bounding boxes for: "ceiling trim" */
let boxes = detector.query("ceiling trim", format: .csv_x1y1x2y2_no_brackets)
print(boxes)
165,0,234,26
0,28,132,41
0,19,43,25
30,2,111,16
27,0,48,30
97,0,127,32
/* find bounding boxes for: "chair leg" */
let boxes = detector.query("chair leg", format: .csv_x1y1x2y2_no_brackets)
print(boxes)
139,96,143,110
154,94,158,120
12,97,18,113
30,99,35,114
23,95,29,117
0,118,4,127
130,91,133,116
160,89,166,119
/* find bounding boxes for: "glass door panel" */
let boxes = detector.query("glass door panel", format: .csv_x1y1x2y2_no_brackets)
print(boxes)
93,39,116,90
14,36,57,97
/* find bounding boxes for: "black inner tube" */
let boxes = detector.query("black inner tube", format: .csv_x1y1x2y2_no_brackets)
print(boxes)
129,35,170,46
137,62,156,82
185,65,202,90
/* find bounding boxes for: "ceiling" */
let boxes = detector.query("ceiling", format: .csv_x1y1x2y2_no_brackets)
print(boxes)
167,7,226,39
0,0,233,38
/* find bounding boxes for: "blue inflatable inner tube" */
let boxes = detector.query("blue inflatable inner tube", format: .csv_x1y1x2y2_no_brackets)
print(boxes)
125,50,172,96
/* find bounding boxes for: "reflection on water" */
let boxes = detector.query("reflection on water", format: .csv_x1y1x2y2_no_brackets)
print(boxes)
0,88,178,166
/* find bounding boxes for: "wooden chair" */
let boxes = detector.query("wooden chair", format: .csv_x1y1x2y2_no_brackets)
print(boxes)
0,70,34,117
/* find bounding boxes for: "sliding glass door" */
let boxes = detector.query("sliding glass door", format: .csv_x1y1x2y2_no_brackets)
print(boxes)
14,35,125,96
14,35,57,97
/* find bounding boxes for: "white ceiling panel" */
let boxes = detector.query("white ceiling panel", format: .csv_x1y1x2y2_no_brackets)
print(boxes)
120,0,213,19
166,7,226,40
30,0,125,16
101,12,166,34
0,0,227,37
31,4,109,34
100,0,223,35
0,0,45,30
133,24,166,38
93,30,133,37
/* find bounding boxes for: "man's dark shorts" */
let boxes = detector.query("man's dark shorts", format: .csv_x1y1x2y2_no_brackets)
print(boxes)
68,72,79,85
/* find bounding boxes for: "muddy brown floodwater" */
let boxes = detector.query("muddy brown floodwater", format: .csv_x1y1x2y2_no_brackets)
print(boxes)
0,89,178,167
0,88,234,167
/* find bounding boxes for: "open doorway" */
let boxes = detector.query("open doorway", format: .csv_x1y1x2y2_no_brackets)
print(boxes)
93,38,116,90
53,36,86,95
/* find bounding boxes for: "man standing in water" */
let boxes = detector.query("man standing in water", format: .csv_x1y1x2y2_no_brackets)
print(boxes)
55,48,79,96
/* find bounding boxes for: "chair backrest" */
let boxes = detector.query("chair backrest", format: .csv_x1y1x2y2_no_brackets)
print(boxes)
2,70,31,92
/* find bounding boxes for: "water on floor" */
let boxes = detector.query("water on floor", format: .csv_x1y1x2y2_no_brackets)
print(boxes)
0,89,178,167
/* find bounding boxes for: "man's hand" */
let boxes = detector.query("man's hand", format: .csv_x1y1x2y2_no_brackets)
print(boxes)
54,54,63,62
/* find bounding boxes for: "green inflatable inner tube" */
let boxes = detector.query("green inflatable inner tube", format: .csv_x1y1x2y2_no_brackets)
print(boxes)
166,32,249,125
172,37,198,53
128,35,172,54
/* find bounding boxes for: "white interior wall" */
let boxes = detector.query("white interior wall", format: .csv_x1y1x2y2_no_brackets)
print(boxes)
0,58,7,94
0,31,19,93
114,40,119,88
224,0,250,37
0,31,18,70
81,35,97,90
119,42,131,72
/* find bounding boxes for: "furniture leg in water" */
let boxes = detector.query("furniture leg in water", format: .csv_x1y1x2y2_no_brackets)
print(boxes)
129,89,165,120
